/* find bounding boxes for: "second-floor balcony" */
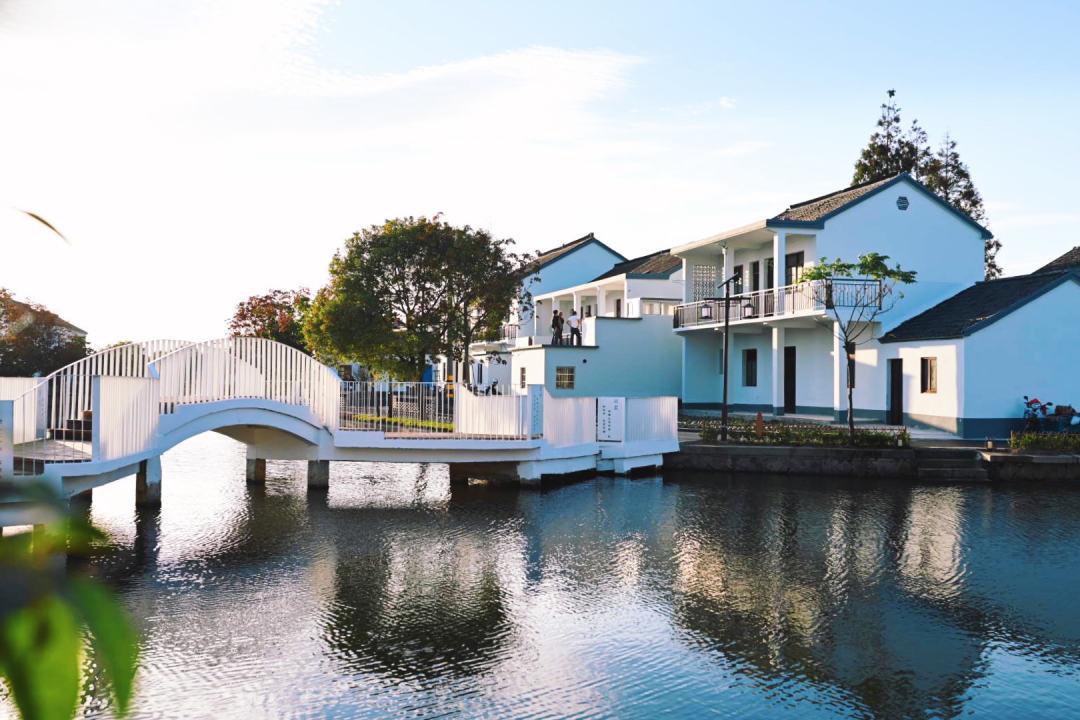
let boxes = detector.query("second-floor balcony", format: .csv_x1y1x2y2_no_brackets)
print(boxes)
674,278,884,329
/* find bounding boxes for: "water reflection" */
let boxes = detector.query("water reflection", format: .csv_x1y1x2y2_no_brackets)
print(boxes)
16,434,1080,719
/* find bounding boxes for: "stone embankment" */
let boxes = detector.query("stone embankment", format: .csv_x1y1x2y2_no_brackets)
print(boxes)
666,442,1080,482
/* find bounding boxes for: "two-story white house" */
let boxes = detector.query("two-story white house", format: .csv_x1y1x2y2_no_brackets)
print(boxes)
673,172,994,430
511,249,684,398
439,232,626,389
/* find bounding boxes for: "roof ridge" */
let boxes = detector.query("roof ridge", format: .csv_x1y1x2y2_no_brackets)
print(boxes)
779,174,897,213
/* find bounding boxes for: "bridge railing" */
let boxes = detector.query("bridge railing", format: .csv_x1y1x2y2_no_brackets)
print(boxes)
92,377,160,462
152,337,341,430
626,397,679,442
339,381,528,439
543,390,597,447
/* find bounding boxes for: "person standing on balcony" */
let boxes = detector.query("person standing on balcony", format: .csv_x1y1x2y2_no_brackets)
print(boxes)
551,310,564,345
568,309,582,346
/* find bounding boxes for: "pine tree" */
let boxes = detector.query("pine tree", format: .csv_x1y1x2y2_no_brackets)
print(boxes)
852,90,1003,279
851,90,930,185
921,133,1003,278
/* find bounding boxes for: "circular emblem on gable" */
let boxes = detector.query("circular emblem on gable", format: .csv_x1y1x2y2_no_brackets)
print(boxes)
896,196,910,211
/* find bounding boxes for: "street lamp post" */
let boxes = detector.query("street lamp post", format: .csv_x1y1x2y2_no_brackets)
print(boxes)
718,274,740,442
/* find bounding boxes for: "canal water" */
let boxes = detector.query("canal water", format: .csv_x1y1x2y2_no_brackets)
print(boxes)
6,432,1080,719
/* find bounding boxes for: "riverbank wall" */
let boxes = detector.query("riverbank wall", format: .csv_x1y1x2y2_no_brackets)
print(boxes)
666,443,1080,482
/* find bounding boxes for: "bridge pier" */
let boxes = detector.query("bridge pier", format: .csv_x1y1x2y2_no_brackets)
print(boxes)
246,458,267,484
136,456,162,507
307,460,330,489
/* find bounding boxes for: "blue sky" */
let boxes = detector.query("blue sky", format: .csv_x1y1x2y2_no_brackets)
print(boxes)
0,0,1076,344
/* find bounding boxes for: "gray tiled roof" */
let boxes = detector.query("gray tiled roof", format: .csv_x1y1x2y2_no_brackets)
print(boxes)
1035,246,1080,274
771,177,893,223
591,250,680,281
880,271,1077,343
8,299,87,336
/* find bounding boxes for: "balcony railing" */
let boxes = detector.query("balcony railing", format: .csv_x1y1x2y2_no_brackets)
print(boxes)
674,279,883,329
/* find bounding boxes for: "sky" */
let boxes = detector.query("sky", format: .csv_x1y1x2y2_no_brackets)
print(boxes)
0,0,1077,346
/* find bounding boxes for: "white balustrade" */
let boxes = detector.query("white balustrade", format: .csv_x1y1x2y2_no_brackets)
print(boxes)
626,397,679,443
152,337,341,430
92,377,160,462
542,391,597,447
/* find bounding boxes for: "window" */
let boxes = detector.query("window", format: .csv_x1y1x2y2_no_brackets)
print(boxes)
732,265,744,295
751,261,761,293
477,362,483,384
719,343,725,375
743,349,758,387
766,258,775,290
846,342,856,389
520,367,527,389
785,252,806,285
615,298,622,317
921,357,937,393
556,366,575,389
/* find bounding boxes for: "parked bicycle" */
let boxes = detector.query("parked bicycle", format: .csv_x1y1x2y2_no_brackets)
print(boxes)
1022,396,1054,432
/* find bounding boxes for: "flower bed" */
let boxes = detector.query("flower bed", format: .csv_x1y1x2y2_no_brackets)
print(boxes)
351,414,454,432
680,415,910,448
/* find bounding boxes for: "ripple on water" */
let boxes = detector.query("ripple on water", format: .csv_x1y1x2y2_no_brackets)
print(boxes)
14,436,1079,720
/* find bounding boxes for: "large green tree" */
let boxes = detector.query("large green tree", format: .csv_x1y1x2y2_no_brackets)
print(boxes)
0,289,89,377
852,90,1002,279
305,217,533,382
227,288,311,352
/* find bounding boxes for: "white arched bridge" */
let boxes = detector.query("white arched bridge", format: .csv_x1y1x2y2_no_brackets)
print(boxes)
0,338,677,511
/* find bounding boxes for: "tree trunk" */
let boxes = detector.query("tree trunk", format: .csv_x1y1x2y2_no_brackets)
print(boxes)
847,383,856,446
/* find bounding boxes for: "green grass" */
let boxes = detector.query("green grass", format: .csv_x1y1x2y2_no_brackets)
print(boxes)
351,414,454,432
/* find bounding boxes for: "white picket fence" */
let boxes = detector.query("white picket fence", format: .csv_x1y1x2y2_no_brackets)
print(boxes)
626,397,679,442
543,391,597,447
454,385,528,439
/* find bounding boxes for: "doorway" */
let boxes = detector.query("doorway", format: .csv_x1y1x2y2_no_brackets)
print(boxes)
887,359,904,425
783,346,796,414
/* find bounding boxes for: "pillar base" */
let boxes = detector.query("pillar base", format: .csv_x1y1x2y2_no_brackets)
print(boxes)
136,457,162,507
307,460,330,489
246,458,266,484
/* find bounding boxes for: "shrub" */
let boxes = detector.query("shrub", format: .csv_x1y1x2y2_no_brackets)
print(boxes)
679,415,909,448
1010,432,1080,453
699,424,719,443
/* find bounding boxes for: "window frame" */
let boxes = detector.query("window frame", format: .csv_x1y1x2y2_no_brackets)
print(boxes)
743,348,758,387
555,366,576,390
920,357,937,394
520,367,527,390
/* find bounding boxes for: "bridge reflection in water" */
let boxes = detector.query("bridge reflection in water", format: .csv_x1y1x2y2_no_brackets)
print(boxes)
46,434,1080,719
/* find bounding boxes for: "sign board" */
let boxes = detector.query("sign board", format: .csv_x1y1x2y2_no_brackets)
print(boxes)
528,384,544,437
597,397,625,442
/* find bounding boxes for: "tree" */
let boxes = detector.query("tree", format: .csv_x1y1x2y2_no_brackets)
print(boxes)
853,90,1002,279
304,217,456,380
228,289,311,352
441,226,534,384
0,289,89,377
304,216,533,382
852,89,930,185
922,133,1003,279
801,254,917,444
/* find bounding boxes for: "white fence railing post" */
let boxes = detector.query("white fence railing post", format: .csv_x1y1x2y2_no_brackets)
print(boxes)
0,400,14,482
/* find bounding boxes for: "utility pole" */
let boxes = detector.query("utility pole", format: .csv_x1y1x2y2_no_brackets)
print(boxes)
719,274,739,442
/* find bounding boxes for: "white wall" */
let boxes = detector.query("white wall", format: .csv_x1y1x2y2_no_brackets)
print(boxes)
726,330,773,408
511,348,545,394
681,330,723,404
819,177,986,331
964,280,1080,419
529,242,625,299
878,338,964,427
783,327,834,410
514,316,681,399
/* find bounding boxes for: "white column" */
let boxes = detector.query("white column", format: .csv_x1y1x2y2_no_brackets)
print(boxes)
597,288,607,316
720,246,728,292
773,231,786,313
682,259,692,303
572,291,581,315
832,325,846,422
771,326,785,415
